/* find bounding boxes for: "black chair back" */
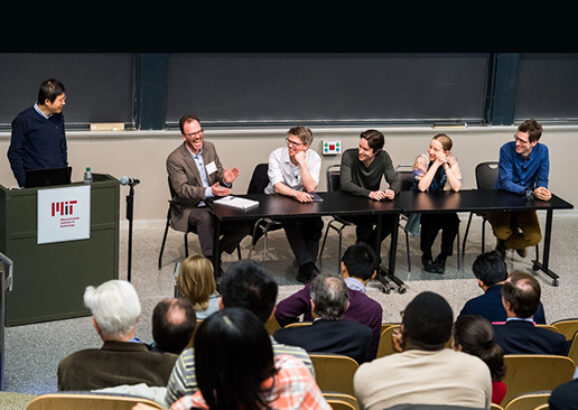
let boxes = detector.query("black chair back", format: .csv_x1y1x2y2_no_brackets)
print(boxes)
326,165,341,192
396,165,414,191
247,163,270,194
475,161,499,190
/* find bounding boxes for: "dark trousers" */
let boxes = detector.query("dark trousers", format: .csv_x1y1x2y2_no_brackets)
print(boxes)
420,212,460,258
188,207,250,258
341,214,397,260
282,217,324,267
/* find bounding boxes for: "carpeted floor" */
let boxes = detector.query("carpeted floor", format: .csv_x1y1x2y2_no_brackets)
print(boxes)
2,209,577,405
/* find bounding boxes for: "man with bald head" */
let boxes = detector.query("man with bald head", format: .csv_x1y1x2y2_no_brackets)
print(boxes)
493,270,568,355
150,298,197,355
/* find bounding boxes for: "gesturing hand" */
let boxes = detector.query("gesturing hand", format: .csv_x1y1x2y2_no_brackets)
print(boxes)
223,167,240,184
211,182,231,197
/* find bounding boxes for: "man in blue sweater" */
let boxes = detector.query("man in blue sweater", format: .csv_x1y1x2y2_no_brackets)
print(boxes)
8,79,68,187
487,119,550,258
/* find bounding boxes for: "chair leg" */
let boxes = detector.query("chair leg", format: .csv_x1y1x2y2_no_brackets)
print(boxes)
158,220,171,270
462,212,473,258
337,230,343,274
184,233,189,258
318,225,331,266
481,219,486,253
237,245,242,260
456,229,461,271
405,230,411,272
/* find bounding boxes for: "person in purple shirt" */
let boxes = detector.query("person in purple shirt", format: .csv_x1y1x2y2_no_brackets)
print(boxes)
7,79,68,187
274,242,383,359
488,119,551,258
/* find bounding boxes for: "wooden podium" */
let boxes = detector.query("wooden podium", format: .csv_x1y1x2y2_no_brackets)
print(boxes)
0,174,119,326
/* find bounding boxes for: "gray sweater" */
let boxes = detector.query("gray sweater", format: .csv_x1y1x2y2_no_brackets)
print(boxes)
340,148,400,197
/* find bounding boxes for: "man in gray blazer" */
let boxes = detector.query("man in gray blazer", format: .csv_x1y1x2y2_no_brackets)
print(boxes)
166,115,249,267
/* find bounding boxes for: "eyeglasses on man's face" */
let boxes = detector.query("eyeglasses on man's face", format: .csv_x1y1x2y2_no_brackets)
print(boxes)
286,137,305,147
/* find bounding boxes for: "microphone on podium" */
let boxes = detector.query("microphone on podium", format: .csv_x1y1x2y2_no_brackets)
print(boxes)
120,176,140,186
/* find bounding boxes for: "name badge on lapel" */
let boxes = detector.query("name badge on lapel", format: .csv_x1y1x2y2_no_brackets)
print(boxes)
205,161,217,175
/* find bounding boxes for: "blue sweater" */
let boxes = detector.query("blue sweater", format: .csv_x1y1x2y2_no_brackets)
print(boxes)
7,106,68,187
494,141,549,194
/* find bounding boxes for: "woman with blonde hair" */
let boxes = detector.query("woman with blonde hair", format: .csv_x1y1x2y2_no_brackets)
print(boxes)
412,133,462,273
176,254,219,319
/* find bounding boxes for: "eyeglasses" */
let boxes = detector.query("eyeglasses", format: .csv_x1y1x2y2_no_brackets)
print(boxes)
286,137,305,147
185,129,204,140
514,134,530,145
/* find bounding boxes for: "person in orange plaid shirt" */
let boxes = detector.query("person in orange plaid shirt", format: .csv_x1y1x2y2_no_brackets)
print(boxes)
169,307,329,410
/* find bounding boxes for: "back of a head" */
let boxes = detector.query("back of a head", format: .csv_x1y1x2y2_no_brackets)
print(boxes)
177,254,216,310
84,280,141,339
342,242,377,281
219,260,278,323
195,307,275,410
152,297,197,355
472,250,508,286
453,315,505,382
403,291,453,350
310,274,349,320
501,270,541,318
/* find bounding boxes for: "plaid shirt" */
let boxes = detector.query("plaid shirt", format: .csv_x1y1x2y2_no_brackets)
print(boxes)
170,354,330,410
165,338,315,407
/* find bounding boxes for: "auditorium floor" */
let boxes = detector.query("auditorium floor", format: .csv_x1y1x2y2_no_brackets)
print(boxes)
3,210,578,401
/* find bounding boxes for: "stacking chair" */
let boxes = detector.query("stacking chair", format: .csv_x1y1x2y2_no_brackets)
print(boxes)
566,330,578,366
501,354,575,405
551,318,578,341
265,315,281,336
376,324,400,358
26,392,164,410
324,399,357,410
503,392,551,410
318,164,355,273
309,353,359,396
158,177,198,269
491,404,505,410
461,161,499,257
247,163,284,263
159,177,241,269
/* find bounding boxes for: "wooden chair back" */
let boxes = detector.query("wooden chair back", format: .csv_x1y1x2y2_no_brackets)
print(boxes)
26,393,164,410
503,392,551,410
309,353,359,396
551,318,578,340
501,355,574,405
322,392,358,410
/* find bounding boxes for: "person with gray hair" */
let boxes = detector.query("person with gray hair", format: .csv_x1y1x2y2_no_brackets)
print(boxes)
274,274,372,364
57,280,178,391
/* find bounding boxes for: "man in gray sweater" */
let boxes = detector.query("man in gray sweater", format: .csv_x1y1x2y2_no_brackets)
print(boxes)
339,129,400,258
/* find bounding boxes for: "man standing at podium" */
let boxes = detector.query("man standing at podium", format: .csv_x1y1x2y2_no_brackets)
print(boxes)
7,79,68,187
488,119,551,258
166,115,249,272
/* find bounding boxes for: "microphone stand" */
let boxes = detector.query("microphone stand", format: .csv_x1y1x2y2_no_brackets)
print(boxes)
126,182,135,282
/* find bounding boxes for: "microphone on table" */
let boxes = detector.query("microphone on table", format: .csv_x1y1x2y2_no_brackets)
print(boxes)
120,176,140,186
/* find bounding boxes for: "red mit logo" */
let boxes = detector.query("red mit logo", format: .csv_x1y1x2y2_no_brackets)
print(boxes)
51,200,77,217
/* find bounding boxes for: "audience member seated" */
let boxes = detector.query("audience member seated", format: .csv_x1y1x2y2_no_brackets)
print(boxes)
353,291,491,410
453,314,507,405
274,274,373,365
165,260,314,407
148,297,196,355
168,307,331,410
549,378,578,410
275,242,383,359
57,280,178,391
176,254,220,319
459,250,546,323
493,270,569,355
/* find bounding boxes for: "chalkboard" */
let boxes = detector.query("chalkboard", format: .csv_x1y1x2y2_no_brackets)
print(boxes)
514,53,578,122
165,53,491,126
0,53,134,129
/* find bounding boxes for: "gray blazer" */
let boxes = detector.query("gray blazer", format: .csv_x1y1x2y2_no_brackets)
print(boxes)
166,141,226,232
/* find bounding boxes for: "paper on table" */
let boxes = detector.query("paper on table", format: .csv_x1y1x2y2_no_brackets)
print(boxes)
214,195,259,210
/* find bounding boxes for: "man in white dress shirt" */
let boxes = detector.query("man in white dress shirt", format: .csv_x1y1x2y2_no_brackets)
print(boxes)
265,126,324,283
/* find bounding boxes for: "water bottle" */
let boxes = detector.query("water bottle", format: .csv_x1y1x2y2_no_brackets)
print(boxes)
83,167,93,184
